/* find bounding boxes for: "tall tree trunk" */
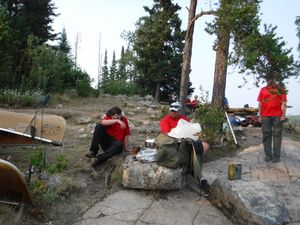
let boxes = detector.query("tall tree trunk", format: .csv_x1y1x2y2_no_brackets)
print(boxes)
211,34,230,109
179,0,197,115
211,1,230,109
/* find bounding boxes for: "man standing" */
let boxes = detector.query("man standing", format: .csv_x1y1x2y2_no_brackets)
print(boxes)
257,79,287,163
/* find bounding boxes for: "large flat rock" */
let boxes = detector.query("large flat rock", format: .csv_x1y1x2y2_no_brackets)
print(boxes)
203,139,300,225
210,178,287,225
122,155,186,190
72,189,233,225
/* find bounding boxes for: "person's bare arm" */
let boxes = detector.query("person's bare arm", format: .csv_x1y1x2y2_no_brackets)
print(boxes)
258,102,262,122
123,135,129,151
281,101,287,121
99,119,125,128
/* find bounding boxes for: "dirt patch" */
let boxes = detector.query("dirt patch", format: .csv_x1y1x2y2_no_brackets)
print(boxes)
0,95,299,225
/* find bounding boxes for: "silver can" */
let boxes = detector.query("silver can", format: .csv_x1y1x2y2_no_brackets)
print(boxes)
145,139,156,149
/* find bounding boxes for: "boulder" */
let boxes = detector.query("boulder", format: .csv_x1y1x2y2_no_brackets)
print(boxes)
122,155,186,190
209,177,288,225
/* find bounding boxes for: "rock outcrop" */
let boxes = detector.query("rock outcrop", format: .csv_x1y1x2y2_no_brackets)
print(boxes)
210,178,288,225
122,155,186,190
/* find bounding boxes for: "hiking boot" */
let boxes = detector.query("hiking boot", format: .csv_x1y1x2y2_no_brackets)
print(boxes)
91,159,99,168
264,156,272,162
272,158,280,163
85,152,96,158
91,156,107,167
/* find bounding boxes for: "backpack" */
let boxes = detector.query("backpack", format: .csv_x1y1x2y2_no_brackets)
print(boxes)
155,133,204,179
155,133,191,169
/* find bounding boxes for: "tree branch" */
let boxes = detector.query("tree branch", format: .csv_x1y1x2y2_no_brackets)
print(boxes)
187,10,216,36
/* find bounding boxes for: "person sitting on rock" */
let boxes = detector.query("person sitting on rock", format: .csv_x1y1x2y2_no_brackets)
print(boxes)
85,106,130,166
160,101,209,153
156,102,209,185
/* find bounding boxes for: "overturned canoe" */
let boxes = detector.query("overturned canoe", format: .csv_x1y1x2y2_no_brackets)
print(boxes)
0,109,66,146
0,159,33,204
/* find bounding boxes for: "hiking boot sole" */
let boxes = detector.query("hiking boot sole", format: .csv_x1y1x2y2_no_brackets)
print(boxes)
85,152,96,158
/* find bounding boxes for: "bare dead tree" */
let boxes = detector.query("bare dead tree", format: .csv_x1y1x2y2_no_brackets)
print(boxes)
179,0,215,114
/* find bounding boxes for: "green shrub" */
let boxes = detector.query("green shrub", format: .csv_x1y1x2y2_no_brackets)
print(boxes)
30,147,69,174
30,146,45,169
0,89,43,107
76,79,93,97
46,154,69,174
102,80,140,96
29,147,69,205
31,179,58,204
194,104,226,144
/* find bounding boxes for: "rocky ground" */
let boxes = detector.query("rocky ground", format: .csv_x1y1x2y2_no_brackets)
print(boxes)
0,94,299,225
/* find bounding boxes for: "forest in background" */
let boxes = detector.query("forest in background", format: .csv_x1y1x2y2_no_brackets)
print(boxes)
0,0,299,107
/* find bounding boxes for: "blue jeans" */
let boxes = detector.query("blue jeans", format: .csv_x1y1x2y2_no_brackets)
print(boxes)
261,116,283,159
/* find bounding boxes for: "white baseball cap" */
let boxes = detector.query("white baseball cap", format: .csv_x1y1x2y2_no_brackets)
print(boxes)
170,102,181,112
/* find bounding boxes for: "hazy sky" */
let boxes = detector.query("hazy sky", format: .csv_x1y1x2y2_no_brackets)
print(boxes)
51,0,300,115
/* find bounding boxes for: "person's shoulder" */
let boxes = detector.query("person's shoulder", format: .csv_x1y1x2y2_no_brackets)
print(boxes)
121,115,128,121
103,115,110,119
160,114,170,121
259,86,268,93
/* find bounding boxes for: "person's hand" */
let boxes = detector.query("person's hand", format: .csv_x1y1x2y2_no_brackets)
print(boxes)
258,116,262,122
280,115,286,122
117,120,126,128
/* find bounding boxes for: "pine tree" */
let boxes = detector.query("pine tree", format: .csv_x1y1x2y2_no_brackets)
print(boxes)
117,46,127,81
0,0,57,89
202,0,297,108
110,51,117,80
101,50,109,88
133,0,186,101
58,27,71,55
296,16,300,53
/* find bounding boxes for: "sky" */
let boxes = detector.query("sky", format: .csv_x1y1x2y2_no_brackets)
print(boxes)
51,0,300,115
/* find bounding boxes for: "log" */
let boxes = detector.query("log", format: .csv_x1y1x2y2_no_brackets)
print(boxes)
227,108,258,113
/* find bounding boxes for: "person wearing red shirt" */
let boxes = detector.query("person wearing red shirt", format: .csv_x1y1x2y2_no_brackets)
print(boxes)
191,95,200,111
160,102,209,154
85,106,130,166
257,79,287,163
160,103,190,134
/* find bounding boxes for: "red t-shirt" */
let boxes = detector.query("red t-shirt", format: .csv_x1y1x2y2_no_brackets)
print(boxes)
257,85,287,117
160,114,190,133
103,115,131,141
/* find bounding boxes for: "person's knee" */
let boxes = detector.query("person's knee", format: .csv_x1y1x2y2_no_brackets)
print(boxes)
114,141,123,147
202,142,209,154
112,141,123,152
94,124,106,135
95,123,105,130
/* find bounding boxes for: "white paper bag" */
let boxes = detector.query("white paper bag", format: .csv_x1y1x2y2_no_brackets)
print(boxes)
168,119,201,141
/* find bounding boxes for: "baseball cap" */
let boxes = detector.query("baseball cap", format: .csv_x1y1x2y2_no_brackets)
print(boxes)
170,102,181,112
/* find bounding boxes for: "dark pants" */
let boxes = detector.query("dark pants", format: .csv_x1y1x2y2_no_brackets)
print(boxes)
90,124,123,163
261,116,283,159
